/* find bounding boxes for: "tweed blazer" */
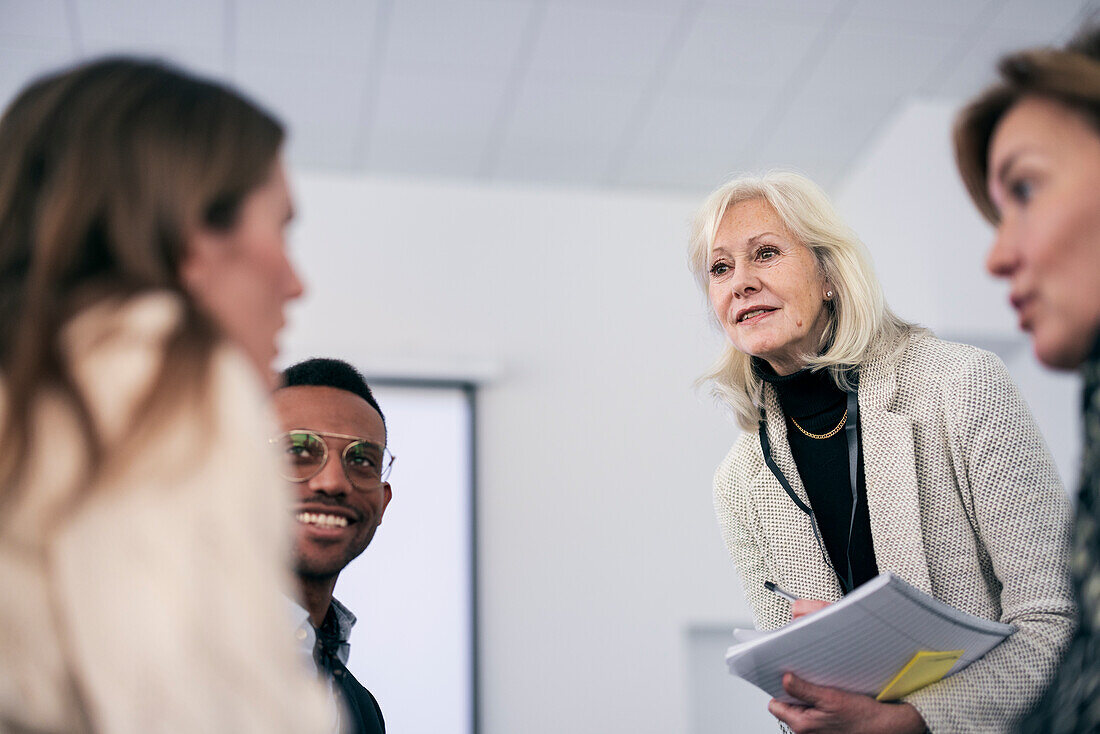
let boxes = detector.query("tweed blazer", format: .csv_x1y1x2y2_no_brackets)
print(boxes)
714,333,1077,733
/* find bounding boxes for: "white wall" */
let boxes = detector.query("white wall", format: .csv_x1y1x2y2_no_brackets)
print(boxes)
280,172,752,734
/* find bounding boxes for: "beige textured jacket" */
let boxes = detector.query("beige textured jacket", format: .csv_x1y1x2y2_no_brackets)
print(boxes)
714,334,1076,733
0,294,330,733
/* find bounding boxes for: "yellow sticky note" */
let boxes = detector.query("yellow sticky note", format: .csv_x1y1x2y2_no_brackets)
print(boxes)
876,649,964,701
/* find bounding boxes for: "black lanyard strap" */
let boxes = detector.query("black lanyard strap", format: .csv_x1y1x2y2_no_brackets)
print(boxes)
758,387,861,594
841,388,860,593
759,412,812,515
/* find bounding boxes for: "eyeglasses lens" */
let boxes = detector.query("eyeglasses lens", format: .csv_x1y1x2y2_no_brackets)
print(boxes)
281,431,327,482
343,441,386,486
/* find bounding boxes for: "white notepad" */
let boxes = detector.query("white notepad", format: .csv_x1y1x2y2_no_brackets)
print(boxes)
726,572,1014,703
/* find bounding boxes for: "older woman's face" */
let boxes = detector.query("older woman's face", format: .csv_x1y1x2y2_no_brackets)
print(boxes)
708,198,831,376
987,96,1100,369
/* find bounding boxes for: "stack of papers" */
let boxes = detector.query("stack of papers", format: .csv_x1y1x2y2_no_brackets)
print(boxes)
726,572,1014,702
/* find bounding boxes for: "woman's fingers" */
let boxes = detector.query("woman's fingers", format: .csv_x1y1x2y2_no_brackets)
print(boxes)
790,598,831,619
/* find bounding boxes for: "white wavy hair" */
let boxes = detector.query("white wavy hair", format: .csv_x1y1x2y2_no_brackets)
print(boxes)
688,171,919,429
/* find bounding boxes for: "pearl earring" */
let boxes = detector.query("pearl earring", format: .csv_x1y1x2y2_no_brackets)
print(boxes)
826,290,834,298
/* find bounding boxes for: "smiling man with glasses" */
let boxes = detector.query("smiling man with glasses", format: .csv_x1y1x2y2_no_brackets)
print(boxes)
273,358,393,734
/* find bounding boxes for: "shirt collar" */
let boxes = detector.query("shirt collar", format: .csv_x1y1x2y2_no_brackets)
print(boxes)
328,596,358,643
317,597,357,667
753,357,845,419
286,595,358,667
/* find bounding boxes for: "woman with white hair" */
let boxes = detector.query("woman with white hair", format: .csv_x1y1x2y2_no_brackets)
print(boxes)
691,172,1075,733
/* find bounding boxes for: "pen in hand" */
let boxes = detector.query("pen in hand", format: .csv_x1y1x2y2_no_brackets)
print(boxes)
764,580,799,603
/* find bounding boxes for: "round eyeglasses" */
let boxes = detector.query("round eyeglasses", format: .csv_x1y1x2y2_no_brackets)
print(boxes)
271,429,394,490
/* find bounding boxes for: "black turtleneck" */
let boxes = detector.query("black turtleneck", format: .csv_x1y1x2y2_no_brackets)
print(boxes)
756,360,878,592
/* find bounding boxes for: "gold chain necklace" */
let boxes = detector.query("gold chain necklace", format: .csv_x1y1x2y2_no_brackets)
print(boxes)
789,408,847,440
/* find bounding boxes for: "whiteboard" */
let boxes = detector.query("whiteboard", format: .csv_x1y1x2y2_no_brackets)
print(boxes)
332,384,475,734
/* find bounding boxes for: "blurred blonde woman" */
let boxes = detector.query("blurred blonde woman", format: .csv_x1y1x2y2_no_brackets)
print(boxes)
0,59,329,732
690,171,1075,733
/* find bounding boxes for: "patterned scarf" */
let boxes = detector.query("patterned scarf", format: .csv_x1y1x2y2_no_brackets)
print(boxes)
1018,339,1100,733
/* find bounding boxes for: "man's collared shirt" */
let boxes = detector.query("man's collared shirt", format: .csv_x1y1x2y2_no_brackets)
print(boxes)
288,597,358,733
289,597,357,667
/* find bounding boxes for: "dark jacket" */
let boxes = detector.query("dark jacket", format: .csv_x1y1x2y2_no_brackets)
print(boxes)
332,659,385,734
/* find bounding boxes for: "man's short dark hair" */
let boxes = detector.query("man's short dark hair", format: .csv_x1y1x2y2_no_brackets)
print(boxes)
281,358,385,428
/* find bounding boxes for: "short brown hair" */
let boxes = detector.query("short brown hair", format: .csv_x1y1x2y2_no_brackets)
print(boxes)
954,24,1100,223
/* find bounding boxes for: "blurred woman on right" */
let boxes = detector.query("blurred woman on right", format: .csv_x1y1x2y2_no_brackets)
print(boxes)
955,23,1100,734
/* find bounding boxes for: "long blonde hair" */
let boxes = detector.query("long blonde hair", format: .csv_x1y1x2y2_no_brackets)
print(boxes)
0,58,284,502
688,172,918,429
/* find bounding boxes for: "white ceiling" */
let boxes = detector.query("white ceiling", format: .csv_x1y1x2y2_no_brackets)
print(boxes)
2,0,1097,193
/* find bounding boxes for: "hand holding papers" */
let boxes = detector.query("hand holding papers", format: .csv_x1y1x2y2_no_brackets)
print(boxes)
726,572,1014,703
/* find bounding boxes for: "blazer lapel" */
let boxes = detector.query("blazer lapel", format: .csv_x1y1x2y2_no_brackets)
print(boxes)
858,349,934,596
757,386,843,602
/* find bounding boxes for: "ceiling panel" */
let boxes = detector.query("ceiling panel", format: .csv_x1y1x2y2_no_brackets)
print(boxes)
0,0,1083,195
1,0,70,38
540,0,698,10
233,0,379,170
616,89,772,190
926,0,1100,97
501,72,645,144
494,76,647,183
699,0,844,17
236,50,366,169
798,17,963,99
371,70,503,141
0,35,74,111
994,0,1095,35
847,0,994,28
937,0,1100,97
0,0,73,109
525,2,687,81
934,21,1080,98
373,70,505,141
495,135,625,185
75,0,223,47
73,0,222,68
369,127,494,180
751,89,899,188
235,0,378,61
663,4,827,95
384,0,534,75
74,0,226,77
370,71,505,177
